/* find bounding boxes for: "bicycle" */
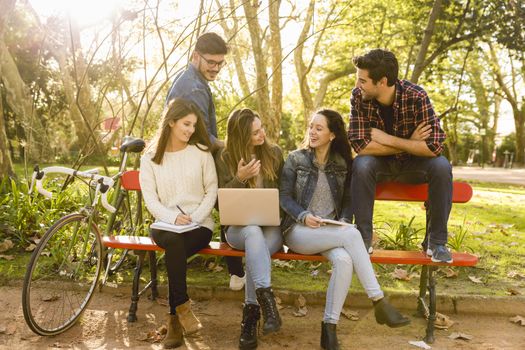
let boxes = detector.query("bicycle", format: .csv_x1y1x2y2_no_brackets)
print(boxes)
22,136,146,336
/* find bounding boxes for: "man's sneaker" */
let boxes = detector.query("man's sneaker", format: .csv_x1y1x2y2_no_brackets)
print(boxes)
229,274,246,291
426,244,453,263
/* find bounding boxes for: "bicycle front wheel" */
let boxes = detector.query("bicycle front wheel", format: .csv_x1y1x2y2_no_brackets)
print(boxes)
22,213,103,336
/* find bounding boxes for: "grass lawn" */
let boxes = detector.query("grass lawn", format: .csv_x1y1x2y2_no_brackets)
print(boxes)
2,170,525,298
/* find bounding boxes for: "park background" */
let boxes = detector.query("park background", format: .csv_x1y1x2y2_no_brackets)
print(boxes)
0,1,524,348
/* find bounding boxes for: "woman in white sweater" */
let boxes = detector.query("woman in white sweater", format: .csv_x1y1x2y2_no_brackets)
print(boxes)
140,98,218,349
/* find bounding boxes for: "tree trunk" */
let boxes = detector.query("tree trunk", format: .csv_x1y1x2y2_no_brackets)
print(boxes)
489,44,525,164
268,0,282,142
294,0,315,127
513,108,525,164
410,0,443,83
0,89,14,178
217,0,251,99
242,1,274,139
0,0,45,161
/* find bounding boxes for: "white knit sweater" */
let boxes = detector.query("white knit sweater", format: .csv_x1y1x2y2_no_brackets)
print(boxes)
139,144,218,231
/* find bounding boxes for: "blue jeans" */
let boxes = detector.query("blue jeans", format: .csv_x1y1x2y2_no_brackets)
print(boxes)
225,225,282,304
285,224,384,324
351,155,452,246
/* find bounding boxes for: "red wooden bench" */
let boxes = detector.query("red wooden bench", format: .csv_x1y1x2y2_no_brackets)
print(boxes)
102,170,476,344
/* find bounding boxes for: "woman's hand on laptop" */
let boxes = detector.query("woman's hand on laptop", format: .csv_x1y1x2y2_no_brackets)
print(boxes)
237,158,261,182
175,214,192,225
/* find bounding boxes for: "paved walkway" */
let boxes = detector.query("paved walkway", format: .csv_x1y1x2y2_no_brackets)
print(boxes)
453,166,525,186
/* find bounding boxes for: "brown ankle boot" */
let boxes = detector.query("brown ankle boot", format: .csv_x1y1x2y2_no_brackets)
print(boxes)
176,300,202,335
163,314,183,349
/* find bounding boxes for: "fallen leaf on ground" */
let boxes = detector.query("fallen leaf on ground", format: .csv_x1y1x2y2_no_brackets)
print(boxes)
138,325,166,343
408,340,431,349
468,275,483,284
326,269,332,275
273,260,294,269
293,306,307,317
432,312,455,329
309,262,322,269
449,332,473,340
507,288,521,296
341,309,359,321
509,315,525,326
156,296,169,306
30,236,41,244
5,323,16,335
51,342,71,348
442,268,458,278
507,271,525,279
292,294,307,317
41,294,59,302
275,296,284,310
392,268,410,280
0,255,14,261
311,269,319,277
0,239,14,253
26,244,37,252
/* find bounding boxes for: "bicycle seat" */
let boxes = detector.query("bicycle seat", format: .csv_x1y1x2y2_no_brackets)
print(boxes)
120,136,146,153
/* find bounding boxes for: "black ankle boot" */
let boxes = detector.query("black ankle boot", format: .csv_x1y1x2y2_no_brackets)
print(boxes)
373,298,410,328
255,287,281,334
320,322,339,350
239,304,260,350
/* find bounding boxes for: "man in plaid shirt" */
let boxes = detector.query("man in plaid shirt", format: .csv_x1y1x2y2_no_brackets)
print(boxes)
349,49,453,263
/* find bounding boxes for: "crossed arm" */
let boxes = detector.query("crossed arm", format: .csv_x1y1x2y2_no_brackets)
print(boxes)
359,123,436,158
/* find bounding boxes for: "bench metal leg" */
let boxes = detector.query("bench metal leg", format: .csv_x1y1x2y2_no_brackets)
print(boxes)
416,265,429,318
424,266,437,344
128,250,145,322
149,251,159,300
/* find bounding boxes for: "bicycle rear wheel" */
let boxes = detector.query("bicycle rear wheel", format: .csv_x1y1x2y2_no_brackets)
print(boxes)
22,213,102,336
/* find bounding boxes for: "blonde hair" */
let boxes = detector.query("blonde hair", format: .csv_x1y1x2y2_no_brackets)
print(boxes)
222,108,279,187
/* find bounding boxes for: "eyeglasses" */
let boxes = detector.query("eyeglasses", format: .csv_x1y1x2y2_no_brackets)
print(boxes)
198,53,226,69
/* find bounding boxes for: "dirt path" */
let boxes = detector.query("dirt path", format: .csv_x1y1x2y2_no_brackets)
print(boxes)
1,285,524,349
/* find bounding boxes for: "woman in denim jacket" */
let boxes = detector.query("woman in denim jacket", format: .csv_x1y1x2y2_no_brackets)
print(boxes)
215,108,283,349
280,109,409,350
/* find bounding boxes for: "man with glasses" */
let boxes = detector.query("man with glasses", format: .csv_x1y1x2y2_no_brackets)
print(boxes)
166,32,228,148
165,32,246,291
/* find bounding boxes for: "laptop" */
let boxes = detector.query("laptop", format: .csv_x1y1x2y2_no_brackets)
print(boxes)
217,188,281,226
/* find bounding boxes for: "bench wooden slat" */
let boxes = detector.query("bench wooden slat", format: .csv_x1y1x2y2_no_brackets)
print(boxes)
119,171,474,203
375,181,473,203
102,236,478,267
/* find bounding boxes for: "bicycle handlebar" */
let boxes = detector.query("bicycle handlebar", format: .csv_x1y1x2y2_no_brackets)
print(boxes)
31,165,116,213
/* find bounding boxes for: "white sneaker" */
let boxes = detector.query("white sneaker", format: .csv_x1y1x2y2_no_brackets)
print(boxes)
229,274,246,291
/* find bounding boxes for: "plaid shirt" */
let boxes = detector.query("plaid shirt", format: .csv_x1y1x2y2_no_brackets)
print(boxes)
349,79,445,161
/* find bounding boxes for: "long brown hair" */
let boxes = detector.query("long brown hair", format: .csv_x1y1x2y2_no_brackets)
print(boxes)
222,108,279,188
150,98,212,164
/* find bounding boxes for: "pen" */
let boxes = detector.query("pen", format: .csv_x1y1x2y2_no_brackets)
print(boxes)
176,205,187,216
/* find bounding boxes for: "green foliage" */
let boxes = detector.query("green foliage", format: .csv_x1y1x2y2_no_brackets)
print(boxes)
447,215,474,253
0,176,82,247
376,216,424,250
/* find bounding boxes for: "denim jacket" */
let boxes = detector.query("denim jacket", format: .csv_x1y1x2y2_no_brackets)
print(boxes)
279,148,352,233
166,64,217,143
